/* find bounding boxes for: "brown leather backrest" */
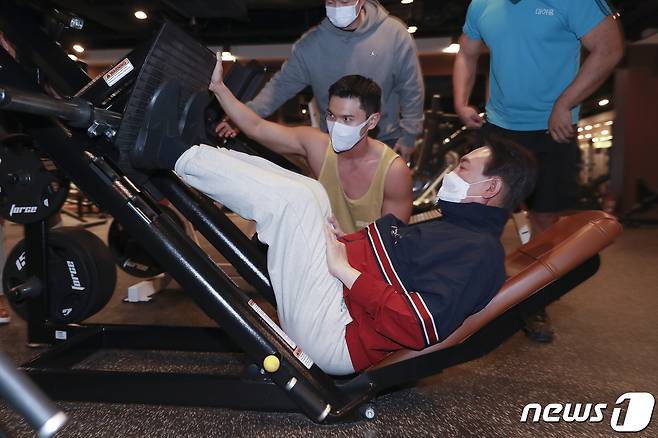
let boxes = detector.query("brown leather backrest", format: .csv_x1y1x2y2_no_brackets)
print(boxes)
370,211,622,369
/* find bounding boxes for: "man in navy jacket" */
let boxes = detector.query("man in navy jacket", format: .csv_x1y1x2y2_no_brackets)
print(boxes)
130,69,537,375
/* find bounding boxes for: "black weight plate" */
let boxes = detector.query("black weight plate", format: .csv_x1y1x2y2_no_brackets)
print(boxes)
2,227,116,323
0,134,70,224
45,245,95,323
2,242,30,320
60,227,117,315
107,204,184,278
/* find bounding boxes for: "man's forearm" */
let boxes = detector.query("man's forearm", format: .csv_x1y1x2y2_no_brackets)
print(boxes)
453,52,478,109
554,49,622,111
336,265,361,290
212,82,265,138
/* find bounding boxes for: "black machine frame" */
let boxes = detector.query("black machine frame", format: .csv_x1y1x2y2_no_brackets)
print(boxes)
0,2,603,423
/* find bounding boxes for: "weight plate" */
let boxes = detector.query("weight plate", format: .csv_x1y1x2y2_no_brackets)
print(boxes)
61,227,117,315
0,133,70,224
2,227,117,323
107,204,184,278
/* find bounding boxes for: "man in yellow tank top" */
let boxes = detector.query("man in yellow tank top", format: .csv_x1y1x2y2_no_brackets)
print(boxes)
214,74,412,233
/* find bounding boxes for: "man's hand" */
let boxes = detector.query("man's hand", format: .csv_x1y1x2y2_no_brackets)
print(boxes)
327,216,346,238
214,118,239,138
393,141,416,162
548,102,576,143
208,52,224,94
456,105,485,129
324,224,360,288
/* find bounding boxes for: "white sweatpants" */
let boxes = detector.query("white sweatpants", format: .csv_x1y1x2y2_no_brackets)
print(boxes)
175,145,354,375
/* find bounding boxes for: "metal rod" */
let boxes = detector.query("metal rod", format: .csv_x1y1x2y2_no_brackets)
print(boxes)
0,351,67,438
151,173,275,304
0,86,121,129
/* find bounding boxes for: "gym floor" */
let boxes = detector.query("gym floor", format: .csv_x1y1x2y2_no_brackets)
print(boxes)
0,215,656,437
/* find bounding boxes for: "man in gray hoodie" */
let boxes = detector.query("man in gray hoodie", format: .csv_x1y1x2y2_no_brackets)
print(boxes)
216,0,424,160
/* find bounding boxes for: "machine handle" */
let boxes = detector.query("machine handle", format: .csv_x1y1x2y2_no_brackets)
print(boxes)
0,351,67,437
0,86,121,130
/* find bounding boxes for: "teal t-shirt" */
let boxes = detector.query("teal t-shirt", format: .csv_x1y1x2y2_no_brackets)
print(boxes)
463,0,612,131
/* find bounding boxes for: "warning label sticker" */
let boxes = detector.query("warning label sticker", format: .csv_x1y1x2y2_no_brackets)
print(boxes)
103,58,134,87
248,299,296,350
294,347,314,370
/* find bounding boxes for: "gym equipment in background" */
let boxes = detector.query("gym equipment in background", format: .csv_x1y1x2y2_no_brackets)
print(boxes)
3,227,116,324
410,96,480,215
0,133,70,224
107,204,185,278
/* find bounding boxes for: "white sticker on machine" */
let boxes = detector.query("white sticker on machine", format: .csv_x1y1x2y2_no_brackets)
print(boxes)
294,347,314,370
103,58,134,87
248,299,296,350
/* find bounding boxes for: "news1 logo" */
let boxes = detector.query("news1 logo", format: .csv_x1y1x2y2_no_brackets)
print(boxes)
520,392,655,432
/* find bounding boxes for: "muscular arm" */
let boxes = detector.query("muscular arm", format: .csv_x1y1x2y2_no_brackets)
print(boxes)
549,16,624,142
382,158,413,223
453,33,486,128
554,17,624,112
212,81,323,158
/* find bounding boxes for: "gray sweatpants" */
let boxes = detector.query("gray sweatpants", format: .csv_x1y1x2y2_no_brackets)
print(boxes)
175,145,354,375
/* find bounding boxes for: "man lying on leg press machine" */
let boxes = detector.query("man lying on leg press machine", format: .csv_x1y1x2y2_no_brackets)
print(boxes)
130,56,537,375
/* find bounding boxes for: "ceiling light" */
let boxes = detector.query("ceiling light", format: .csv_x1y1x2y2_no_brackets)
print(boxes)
598,98,610,106
401,0,414,4
68,54,78,61
601,129,609,135
577,127,583,132
134,10,148,20
442,43,460,53
301,108,307,115
72,44,84,53
604,120,613,125
578,135,584,140
407,25,418,34
594,123,601,128
585,133,592,139
221,51,236,62
585,125,592,130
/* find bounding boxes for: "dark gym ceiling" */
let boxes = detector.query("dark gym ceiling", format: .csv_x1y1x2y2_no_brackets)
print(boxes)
47,0,658,51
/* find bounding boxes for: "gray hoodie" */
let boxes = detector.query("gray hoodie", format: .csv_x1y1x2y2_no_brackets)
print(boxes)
246,0,424,148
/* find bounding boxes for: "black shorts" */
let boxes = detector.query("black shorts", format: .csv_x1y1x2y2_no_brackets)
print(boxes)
480,123,581,213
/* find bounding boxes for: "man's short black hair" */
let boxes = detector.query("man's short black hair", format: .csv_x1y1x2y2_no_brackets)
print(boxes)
328,75,381,116
482,132,538,210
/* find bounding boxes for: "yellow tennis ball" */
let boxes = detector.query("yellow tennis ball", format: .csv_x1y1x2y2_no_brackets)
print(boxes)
263,355,280,373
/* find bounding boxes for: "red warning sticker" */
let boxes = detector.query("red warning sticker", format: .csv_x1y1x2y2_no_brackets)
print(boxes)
103,58,134,87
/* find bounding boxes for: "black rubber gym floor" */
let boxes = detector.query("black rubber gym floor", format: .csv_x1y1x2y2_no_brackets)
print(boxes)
0,217,656,437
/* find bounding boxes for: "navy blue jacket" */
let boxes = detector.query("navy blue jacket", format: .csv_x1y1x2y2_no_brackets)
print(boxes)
343,200,508,370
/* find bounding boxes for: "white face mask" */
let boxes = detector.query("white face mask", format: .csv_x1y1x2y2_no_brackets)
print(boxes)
327,118,370,152
326,2,361,28
437,171,494,203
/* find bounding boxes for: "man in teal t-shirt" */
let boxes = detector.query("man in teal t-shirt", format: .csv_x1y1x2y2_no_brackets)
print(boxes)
453,0,623,341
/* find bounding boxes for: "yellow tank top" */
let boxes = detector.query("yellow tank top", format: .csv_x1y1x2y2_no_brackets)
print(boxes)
318,143,399,234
